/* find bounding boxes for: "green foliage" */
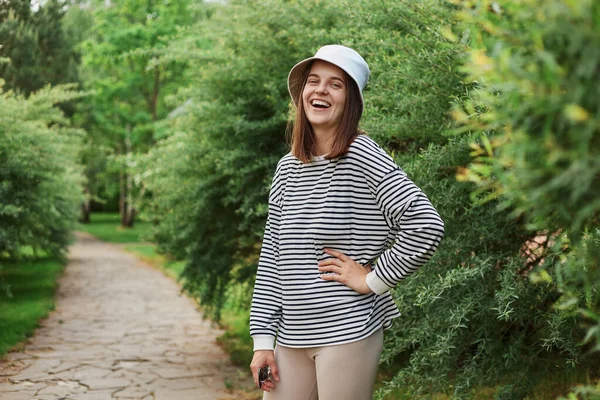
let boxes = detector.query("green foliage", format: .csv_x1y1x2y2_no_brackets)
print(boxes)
454,0,599,240
0,0,87,290
457,0,600,354
0,83,86,259
559,382,600,400
377,139,584,398
217,285,255,367
0,0,81,96
137,0,599,397
76,0,197,215
450,0,600,397
352,0,465,150
141,0,466,318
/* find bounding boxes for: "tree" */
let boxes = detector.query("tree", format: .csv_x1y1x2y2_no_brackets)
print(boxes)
0,82,85,258
0,0,80,97
77,0,196,226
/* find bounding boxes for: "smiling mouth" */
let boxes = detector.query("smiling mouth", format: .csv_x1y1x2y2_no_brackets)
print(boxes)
311,99,331,109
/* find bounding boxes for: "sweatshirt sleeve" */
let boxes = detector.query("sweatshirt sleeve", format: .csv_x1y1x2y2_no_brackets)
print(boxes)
249,171,284,351
365,168,445,295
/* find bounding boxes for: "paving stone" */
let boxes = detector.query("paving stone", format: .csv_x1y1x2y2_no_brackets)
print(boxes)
2,353,35,362
55,379,89,391
164,357,186,365
153,385,218,400
0,364,25,378
79,377,131,391
77,390,116,400
9,370,53,382
37,384,74,397
71,365,110,380
0,381,46,392
123,371,157,386
153,376,214,391
14,358,61,375
112,385,152,398
0,390,40,400
47,361,83,375
112,360,150,370
152,366,214,380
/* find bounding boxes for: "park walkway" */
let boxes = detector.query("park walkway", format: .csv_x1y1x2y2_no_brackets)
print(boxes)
0,232,242,400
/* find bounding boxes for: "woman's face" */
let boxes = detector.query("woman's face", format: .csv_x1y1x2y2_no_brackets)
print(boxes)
302,60,347,133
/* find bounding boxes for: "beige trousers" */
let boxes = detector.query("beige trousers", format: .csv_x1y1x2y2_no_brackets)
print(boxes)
263,328,384,400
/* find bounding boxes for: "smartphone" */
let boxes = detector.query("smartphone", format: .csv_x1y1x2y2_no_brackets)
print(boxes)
258,365,273,388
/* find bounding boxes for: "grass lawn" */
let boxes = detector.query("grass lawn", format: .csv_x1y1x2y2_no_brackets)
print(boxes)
77,212,152,243
0,257,65,357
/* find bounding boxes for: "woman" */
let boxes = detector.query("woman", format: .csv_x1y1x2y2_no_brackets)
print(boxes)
249,45,444,400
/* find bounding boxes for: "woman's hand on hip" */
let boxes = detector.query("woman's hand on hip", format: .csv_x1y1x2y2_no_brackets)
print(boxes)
250,350,279,392
318,248,373,294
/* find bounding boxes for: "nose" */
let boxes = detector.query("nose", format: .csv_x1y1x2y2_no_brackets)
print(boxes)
315,82,328,95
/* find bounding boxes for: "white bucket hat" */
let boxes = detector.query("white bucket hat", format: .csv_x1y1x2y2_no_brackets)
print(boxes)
287,45,370,107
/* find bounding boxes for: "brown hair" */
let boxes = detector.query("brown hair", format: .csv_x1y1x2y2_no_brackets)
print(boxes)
287,61,364,163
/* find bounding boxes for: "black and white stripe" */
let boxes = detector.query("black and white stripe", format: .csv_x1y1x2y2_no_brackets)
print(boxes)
250,134,444,349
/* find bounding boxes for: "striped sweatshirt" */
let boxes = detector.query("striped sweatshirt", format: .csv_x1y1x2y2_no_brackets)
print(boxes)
250,134,444,350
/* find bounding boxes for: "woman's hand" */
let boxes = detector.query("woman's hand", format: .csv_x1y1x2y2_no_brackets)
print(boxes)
318,248,373,294
250,350,279,392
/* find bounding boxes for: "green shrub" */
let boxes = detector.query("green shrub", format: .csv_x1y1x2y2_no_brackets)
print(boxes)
449,0,600,397
141,0,465,317
378,138,580,398
0,83,85,259
140,0,599,397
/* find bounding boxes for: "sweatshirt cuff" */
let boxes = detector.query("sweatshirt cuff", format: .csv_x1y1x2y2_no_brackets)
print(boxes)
366,270,392,295
252,335,275,351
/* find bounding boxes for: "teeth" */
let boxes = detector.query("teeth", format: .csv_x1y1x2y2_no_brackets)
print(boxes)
311,99,331,107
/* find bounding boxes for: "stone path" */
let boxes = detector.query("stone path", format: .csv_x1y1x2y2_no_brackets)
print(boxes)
0,232,246,400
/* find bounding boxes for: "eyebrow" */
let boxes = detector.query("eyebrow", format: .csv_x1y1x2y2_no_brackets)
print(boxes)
308,73,345,83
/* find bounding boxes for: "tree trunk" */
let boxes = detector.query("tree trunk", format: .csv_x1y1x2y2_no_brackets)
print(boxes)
119,166,127,226
124,148,135,228
80,187,90,223
119,169,135,227
121,126,135,228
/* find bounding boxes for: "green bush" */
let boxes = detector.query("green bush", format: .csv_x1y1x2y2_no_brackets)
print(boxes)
140,0,598,397
454,0,599,239
377,138,579,398
449,0,599,397
141,0,465,316
0,83,85,259
456,0,600,358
